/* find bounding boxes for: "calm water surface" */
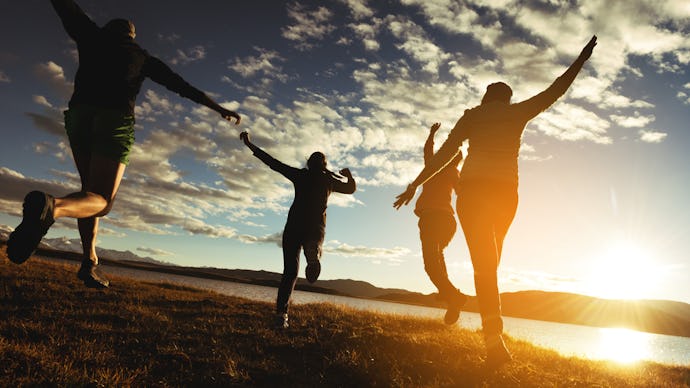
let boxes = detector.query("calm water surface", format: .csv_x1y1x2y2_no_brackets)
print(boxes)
59,259,690,367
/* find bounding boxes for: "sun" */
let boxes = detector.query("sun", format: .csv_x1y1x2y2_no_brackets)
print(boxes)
595,327,652,364
585,240,660,300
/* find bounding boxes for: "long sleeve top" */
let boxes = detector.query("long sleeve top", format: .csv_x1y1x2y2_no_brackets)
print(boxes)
414,55,589,188
51,0,210,114
250,145,356,231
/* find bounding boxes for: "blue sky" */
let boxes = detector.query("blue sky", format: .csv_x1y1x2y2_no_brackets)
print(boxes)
1,0,689,303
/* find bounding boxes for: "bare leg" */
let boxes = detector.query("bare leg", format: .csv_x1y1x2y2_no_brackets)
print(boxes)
54,153,126,220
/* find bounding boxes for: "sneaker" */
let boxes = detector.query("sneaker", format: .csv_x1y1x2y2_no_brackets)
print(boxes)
305,260,321,283
485,335,512,369
275,313,289,329
444,290,468,325
6,191,55,264
77,261,110,289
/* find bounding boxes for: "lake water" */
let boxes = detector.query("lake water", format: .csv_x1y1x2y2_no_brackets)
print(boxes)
56,259,690,367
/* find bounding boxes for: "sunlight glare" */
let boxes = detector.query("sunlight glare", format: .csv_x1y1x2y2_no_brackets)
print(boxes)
595,327,651,364
586,240,660,300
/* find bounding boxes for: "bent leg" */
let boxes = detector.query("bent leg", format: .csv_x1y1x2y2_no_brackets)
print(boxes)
54,153,126,220
59,151,125,267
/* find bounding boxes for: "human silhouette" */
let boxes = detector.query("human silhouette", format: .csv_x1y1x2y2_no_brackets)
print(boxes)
240,131,356,328
395,36,597,367
6,0,240,288
415,123,468,325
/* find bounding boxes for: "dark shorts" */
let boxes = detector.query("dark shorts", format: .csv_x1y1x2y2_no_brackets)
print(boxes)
64,105,135,165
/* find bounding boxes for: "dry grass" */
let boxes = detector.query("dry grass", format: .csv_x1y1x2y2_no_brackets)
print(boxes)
1,256,689,387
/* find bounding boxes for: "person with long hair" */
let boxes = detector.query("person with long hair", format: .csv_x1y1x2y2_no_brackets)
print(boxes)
240,131,356,328
6,0,240,288
395,36,597,367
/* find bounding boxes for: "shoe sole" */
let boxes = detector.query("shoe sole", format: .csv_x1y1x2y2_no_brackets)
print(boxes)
6,192,52,264
444,293,468,324
305,261,321,283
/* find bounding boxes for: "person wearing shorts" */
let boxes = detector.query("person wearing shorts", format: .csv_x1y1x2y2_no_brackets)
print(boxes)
6,0,240,288
240,131,356,328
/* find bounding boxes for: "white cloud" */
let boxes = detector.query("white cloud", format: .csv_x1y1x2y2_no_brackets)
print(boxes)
323,240,410,261
386,15,449,73
32,95,53,108
609,113,655,128
170,45,206,66
638,130,667,143
34,61,72,100
340,0,374,20
530,103,612,144
348,20,383,51
228,47,287,82
282,2,336,51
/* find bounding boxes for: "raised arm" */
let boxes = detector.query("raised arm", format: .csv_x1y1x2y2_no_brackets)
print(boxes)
145,56,241,124
514,35,597,120
332,168,356,194
50,0,99,42
423,123,441,165
240,132,297,180
394,116,468,209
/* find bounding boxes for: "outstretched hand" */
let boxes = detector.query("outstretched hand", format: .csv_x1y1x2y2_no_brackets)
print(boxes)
221,108,241,125
578,35,597,62
430,122,441,134
393,184,417,210
239,131,250,146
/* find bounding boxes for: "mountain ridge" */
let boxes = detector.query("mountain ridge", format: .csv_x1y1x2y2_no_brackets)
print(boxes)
17,245,690,339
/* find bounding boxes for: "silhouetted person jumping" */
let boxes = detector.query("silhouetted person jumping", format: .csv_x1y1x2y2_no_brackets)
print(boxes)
6,0,240,288
415,123,467,325
395,36,597,367
240,131,356,329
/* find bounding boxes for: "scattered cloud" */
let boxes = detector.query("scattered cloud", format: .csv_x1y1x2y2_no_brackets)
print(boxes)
5,0,688,270
340,0,374,20
228,47,287,82
170,45,207,65
638,130,667,143
323,240,410,260
34,61,72,100
609,112,655,128
282,2,336,51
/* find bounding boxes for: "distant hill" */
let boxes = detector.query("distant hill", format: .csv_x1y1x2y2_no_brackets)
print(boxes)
9,244,690,339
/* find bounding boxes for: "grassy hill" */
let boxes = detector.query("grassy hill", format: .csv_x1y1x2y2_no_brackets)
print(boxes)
28,245,690,339
2,254,689,386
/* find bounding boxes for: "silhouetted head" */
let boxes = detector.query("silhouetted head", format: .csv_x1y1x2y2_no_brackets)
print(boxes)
481,82,512,104
103,19,136,39
307,152,327,171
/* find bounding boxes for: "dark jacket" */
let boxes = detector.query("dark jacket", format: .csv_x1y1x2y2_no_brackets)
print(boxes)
51,0,208,114
251,147,356,238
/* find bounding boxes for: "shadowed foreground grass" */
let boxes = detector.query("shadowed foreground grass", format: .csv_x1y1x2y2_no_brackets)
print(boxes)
1,257,689,387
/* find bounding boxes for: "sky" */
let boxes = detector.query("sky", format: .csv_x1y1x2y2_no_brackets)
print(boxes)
1,0,689,303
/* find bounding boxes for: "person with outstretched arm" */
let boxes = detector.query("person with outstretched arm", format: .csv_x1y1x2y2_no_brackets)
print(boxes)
240,131,356,329
414,123,468,325
6,0,240,288
394,36,597,368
